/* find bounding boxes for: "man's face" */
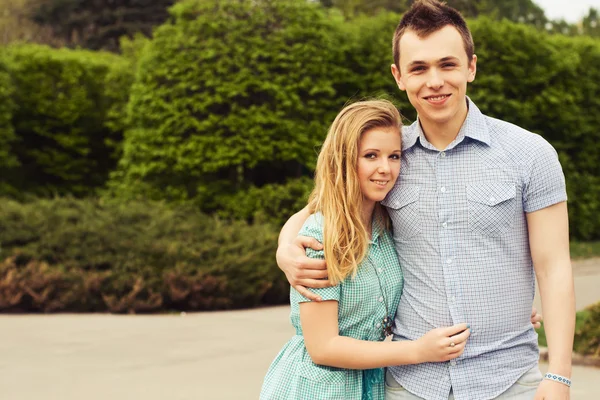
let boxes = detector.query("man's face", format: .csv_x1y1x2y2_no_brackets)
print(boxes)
391,25,476,129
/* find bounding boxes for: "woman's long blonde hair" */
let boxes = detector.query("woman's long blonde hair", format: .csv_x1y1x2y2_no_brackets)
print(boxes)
308,100,402,285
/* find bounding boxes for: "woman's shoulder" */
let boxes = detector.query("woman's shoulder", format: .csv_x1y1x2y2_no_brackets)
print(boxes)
298,212,325,242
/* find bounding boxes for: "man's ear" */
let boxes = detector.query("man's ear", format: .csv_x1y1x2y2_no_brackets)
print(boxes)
391,64,405,91
467,54,477,83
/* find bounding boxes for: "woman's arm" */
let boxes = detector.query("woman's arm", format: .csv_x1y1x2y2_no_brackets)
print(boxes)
300,300,470,369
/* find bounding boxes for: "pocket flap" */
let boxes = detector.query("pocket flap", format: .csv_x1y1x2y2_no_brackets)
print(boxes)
381,185,419,209
467,182,516,206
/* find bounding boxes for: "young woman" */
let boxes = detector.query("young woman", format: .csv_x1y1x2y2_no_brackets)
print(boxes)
260,100,471,400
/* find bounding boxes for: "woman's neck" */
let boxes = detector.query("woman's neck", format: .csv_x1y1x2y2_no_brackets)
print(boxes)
361,202,375,237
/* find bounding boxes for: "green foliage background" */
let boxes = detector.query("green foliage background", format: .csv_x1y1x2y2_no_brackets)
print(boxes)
0,0,598,314
0,45,134,197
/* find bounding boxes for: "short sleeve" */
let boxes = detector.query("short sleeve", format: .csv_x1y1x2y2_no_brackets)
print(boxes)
523,137,567,213
291,213,341,304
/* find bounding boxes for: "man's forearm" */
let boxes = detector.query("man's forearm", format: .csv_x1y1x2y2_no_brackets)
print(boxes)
537,261,575,377
278,205,311,246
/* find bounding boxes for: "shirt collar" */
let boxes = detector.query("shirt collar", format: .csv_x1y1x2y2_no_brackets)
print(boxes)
402,97,491,151
369,215,384,244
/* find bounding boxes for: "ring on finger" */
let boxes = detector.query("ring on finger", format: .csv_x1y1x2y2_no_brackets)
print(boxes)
449,342,456,348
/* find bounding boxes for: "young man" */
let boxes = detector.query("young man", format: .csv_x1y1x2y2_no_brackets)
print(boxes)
276,1,574,399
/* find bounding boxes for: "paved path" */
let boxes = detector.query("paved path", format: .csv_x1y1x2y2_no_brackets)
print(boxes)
1,258,599,400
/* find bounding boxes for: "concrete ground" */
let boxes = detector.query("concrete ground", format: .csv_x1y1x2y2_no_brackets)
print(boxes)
1,258,599,400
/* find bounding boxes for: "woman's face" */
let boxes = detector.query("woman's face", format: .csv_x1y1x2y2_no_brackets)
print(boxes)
357,126,402,208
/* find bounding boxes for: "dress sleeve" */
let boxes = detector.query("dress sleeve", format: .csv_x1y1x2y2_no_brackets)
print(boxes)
290,213,341,304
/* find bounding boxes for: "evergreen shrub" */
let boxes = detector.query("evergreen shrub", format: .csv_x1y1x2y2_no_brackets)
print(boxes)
108,0,352,213
0,58,17,195
574,301,600,357
2,44,134,197
0,197,286,312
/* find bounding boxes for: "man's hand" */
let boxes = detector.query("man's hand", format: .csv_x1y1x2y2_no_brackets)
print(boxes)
534,379,570,399
276,235,329,301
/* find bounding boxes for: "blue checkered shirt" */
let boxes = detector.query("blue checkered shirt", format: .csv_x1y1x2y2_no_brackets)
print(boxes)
384,98,567,400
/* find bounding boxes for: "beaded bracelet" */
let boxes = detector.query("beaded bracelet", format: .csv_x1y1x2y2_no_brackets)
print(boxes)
544,373,571,387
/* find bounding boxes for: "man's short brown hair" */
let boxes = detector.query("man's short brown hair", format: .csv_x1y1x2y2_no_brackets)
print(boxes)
392,0,474,67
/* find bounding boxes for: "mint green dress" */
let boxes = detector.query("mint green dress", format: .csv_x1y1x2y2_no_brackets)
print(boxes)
260,213,404,400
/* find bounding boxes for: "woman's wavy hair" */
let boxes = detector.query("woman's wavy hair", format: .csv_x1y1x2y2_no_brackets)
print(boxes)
308,100,402,284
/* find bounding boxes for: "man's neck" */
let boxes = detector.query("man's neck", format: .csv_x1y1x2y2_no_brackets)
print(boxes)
419,102,469,150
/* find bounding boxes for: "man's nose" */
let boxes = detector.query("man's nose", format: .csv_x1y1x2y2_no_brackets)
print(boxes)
426,69,444,89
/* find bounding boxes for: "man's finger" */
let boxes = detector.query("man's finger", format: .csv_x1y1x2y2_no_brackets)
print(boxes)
294,285,322,302
298,268,328,280
297,257,327,270
298,278,332,289
294,235,324,251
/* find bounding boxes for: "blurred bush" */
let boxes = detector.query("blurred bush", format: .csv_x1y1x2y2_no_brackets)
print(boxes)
107,0,352,213
0,197,287,312
574,301,600,357
0,44,134,197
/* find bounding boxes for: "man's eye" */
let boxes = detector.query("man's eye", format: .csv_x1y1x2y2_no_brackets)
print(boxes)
442,63,456,68
412,66,426,72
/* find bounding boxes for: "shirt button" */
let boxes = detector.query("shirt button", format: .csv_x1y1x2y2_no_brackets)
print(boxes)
489,196,496,203
440,152,446,158
442,222,448,228
377,268,383,273
450,360,457,366
450,296,456,303
446,258,453,265
376,323,381,328
378,296,384,302
440,187,446,193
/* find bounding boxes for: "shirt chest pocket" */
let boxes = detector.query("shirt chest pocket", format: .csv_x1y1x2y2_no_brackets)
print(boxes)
381,185,422,241
467,182,517,237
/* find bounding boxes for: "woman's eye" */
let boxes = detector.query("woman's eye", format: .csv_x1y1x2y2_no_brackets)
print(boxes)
390,154,400,160
365,153,377,159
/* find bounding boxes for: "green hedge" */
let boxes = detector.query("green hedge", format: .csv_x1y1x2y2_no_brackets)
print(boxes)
0,197,287,312
0,57,17,196
108,0,352,212
574,302,600,357
0,44,134,197
217,177,314,227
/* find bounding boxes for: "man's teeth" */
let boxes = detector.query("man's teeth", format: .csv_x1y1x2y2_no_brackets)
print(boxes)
427,95,449,101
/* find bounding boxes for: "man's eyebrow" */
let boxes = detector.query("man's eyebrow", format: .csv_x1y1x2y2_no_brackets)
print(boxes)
407,56,459,68
439,56,460,63
407,60,428,68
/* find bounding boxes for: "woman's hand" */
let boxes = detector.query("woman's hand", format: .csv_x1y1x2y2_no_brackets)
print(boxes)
531,306,542,329
415,323,471,363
